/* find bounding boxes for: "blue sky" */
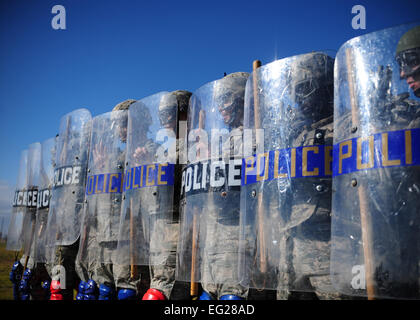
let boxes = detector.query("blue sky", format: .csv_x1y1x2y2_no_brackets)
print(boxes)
0,0,419,233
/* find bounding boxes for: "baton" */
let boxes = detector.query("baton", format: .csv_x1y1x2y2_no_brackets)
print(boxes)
60,115,71,165
345,48,375,300
22,188,38,278
54,116,72,245
252,60,267,273
190,109,206,298
129,197,138,279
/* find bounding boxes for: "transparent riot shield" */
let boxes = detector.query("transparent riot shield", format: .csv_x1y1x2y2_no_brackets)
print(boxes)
331,22,420,300
176,72,249,294
77,110,127,270
33,137,56,264
238,52,335,295
21,142,41,265
116,91,178,272
6,149,28,251
45,108,92,254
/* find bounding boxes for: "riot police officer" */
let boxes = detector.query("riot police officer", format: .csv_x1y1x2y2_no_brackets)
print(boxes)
142,90,191,300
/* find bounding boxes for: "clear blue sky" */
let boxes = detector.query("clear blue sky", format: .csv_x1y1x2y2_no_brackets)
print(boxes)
0,0,419,232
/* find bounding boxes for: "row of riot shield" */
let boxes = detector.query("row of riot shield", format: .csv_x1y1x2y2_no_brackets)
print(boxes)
176,72,250,298
6,109,92,273
7,91,182,294
115,92,179,270
76,92,181,280
7,21,420,300
77,109,128,273
7,142,41,268
331,22,420,300
7,138,54,266
176,21,420,300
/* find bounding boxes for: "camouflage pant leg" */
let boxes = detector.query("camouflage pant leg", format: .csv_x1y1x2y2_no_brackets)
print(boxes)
75,259,89,283
92,242,118,288
149,221,189,299
93,263,115,288
276,229,321,300
75,232,98,283
150,254,176,299
201,216,248,300
149,253,190,300
308,274,347,300
276,229,293,300
202,280,248,300
114,263,149,295
277,226,339,300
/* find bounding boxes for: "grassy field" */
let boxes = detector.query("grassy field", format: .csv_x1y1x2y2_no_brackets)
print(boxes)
0,240,16,300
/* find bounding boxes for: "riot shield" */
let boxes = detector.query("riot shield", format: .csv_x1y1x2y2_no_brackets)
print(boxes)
6,149,28,251
77,110,127,269
46,108,92,252
116,92,178,270
238,52,335,294
331,22,420,300
33,137,56,264
176,72,249,293
21,142,41,262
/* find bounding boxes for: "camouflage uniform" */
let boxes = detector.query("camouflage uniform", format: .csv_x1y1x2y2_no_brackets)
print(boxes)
199,72,249,300
257,53,344,300
333,76,420,300
276,119,338,300
147,90,191,300
331,24,420,300
77,99,146,296
46,108,92,300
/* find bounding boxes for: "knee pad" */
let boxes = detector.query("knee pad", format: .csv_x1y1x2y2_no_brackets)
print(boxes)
117,288,136,300
199,291,214,300
99,284,116,300
219,294,243,300
142,288,166,300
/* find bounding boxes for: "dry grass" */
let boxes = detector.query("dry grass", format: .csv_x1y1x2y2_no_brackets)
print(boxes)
0,240,17,300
